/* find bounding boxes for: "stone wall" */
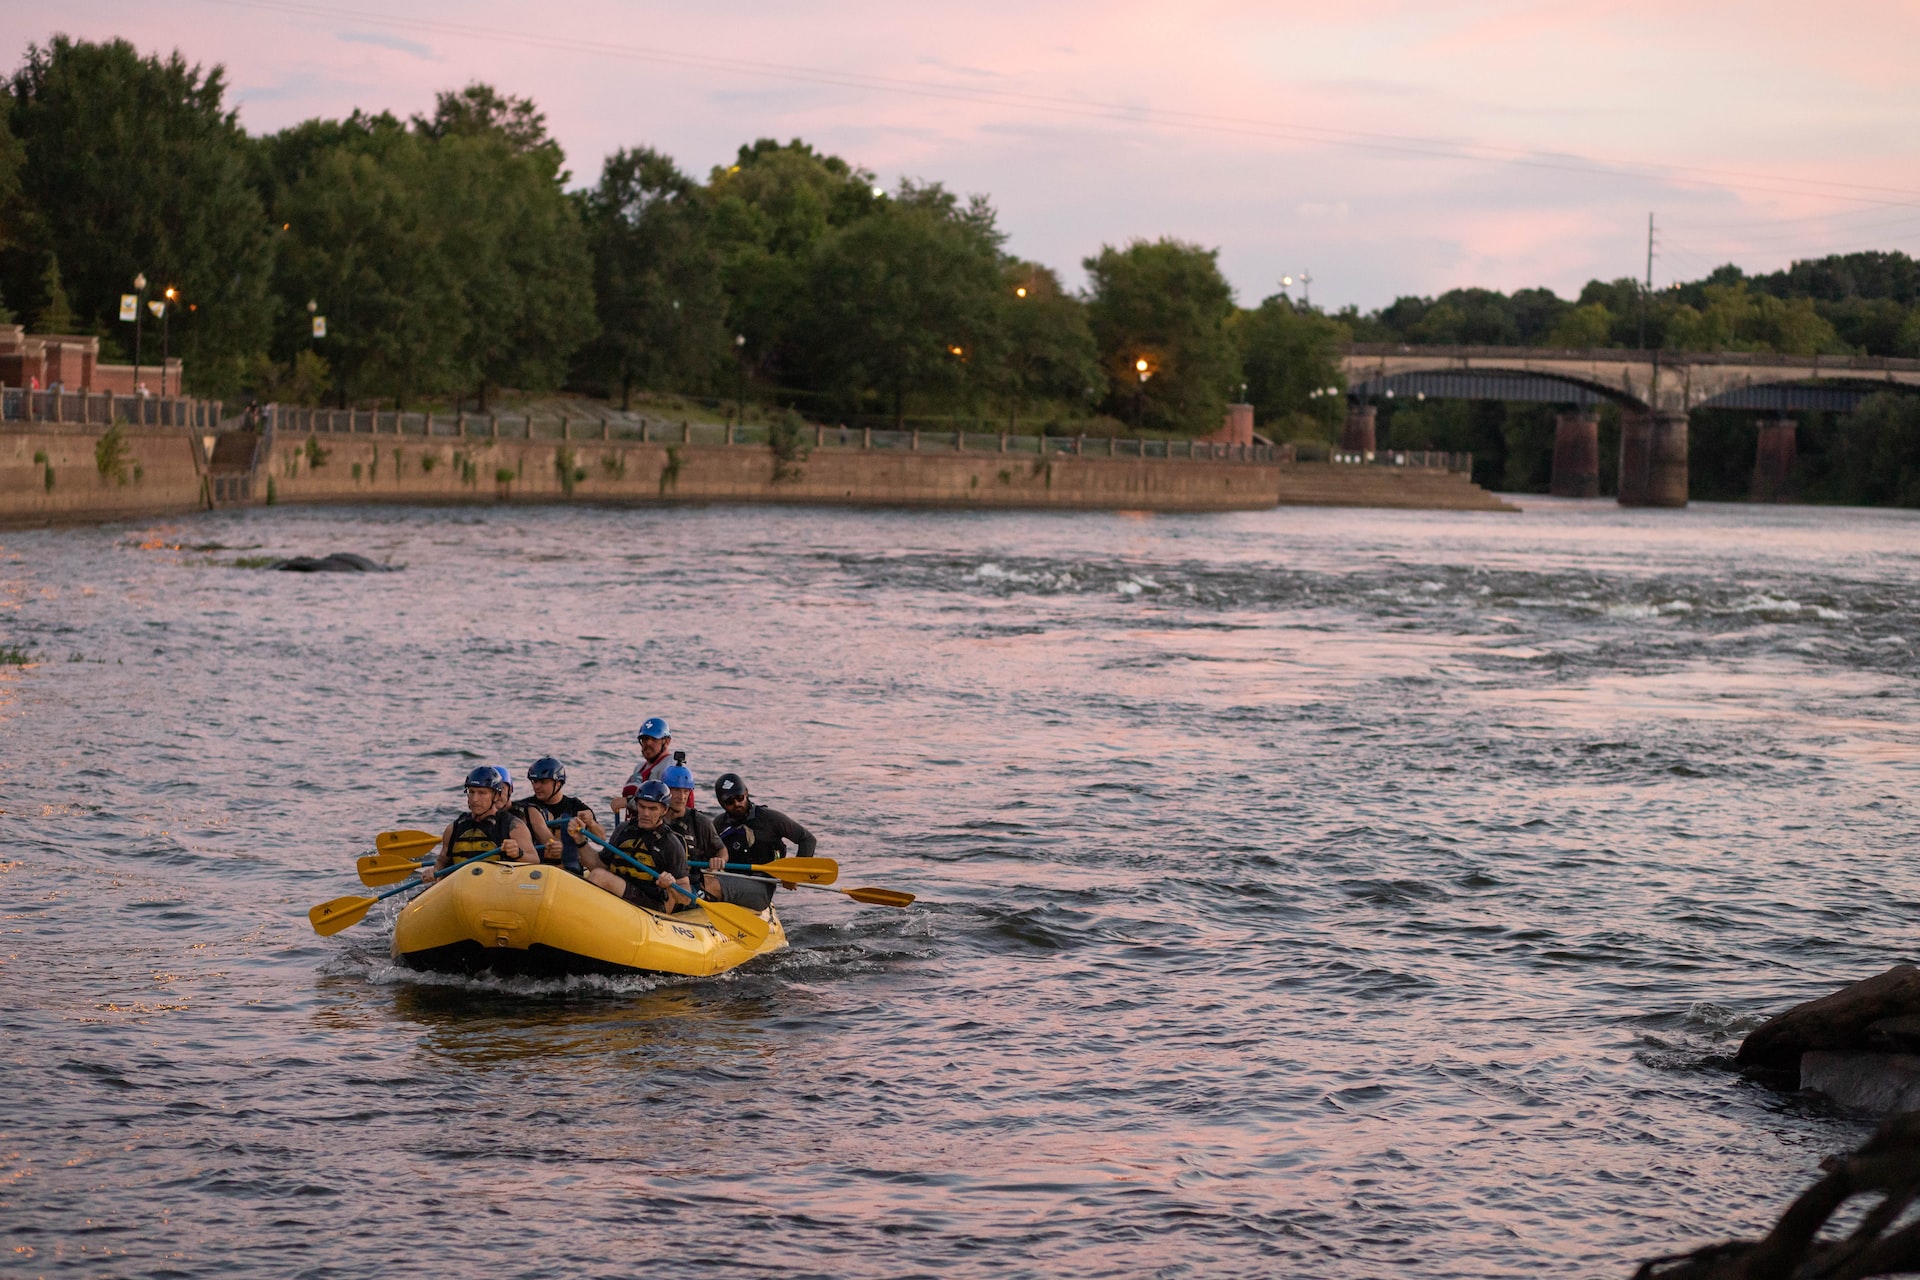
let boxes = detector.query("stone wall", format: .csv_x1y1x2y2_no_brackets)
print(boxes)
0,423,210,526
257,432,1280,512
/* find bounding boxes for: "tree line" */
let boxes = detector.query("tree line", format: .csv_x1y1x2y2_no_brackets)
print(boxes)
2,34,1918,494
0,35,1346,438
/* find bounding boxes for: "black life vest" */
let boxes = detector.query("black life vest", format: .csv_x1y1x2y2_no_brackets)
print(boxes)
607,821,682,885
515,794,590,871
448,807,515,860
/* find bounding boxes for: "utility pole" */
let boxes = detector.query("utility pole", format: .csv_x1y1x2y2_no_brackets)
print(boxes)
1639,212,1655,349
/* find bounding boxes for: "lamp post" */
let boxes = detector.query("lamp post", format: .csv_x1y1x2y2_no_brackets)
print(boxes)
157,286,177,396
1134,357,1152,433
733,333,747,426
130,272,148,395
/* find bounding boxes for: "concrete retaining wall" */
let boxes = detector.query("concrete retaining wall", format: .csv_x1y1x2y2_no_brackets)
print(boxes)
257,432,1279,512
1,424,210,526
1,425,1517,526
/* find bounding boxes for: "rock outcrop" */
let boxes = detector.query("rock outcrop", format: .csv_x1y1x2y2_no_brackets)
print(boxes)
1634,1111,1920,1278
1735,965,1920,1073
272,552,397,572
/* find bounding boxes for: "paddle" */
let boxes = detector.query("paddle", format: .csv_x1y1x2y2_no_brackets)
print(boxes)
715,856,838,885
357,851,432,886
574,827,771,950
309,847,501,937
375,829,442,859
702,868,915,909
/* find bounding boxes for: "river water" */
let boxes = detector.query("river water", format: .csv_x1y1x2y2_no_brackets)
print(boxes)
3,497,1918,1278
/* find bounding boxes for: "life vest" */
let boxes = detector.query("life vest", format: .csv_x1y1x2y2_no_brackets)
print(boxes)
608,821,678,884
515,794,590,871
448,807,515,860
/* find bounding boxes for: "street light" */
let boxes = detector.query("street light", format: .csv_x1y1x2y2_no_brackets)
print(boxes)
1133,357,1153,432
130,272,148,395
733,333,747,425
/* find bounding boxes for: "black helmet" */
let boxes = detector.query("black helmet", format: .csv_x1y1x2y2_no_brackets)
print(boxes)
527,756,566,784
459,765,509,792
714,773,748,803
634,779,672,806
721,825,755,857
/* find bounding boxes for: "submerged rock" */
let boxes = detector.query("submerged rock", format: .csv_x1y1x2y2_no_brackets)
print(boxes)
272,553,398,573
1799,1051,1920,1113
1734,964,1920,1072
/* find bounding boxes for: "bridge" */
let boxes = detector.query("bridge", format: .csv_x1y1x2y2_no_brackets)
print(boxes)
1337,344,1920,506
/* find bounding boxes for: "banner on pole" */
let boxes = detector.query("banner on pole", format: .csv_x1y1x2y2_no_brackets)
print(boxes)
311,316,327,339
119,295,137,322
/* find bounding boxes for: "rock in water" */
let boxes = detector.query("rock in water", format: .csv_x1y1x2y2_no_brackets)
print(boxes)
272,553,398,573
1634,1111,1920,1279
1734,965,1920,1072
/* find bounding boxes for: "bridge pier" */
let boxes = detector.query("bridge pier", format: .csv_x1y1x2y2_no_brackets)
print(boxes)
1751,417,1797,502
1340,404,1376,455
1550,411,1600,498
1618,409,1688,508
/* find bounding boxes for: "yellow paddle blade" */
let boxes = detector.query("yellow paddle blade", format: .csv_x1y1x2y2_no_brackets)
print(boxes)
375,830,441,858
697,899,772,950
356,852,427,887
842,886,915,908
761,857,838,886
309,893,378,936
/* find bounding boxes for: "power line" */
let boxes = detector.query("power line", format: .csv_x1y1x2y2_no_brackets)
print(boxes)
193,0,1920,211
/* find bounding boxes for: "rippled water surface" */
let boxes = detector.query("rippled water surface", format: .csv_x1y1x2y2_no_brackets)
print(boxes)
4,498,1919,1278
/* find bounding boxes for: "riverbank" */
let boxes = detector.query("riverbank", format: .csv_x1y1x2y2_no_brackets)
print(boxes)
0,420,1513,526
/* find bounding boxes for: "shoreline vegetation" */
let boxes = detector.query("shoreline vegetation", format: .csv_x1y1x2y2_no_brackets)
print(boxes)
3,35,1920,503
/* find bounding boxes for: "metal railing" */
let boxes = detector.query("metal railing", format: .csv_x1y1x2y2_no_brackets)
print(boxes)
263,405,1288,463
1329,449,1474,472
0,387,223,428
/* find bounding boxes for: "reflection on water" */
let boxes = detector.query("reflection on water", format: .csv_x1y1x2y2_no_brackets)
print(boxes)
2,498,1917,1278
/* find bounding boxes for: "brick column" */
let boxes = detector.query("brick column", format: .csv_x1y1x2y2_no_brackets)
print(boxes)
1617,410,1652,506
1550,410,1600,498
1751,417,1796,502
1340,404,1376,453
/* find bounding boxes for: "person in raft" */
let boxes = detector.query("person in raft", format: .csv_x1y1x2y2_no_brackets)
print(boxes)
513,756,599,874
630,717,677,787
663,763,724,871
710,772,817,903
576,778,690,912
425,766,541,881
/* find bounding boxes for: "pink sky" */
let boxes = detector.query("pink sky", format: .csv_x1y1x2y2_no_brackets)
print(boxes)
15,0,1920,309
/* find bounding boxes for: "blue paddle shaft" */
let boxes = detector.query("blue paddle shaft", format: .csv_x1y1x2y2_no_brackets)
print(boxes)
575,827,706,905
383,846,506,900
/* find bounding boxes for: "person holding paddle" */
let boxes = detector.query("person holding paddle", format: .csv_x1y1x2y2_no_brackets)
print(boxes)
515,757,599,874
424,766,541,882
576,779,690,912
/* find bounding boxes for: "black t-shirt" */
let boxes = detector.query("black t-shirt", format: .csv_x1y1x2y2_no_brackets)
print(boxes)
514,794,592,872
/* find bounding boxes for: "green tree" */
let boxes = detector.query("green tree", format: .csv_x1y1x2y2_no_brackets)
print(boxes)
804,183,1003,426
32,252,73,333
271,117,460,406
579,146,728,408
1546,302,1615,348
1665,282,1844,355
706,139,884,390
1236,294,1348,440
5,37,272,393
992,262,1100,430
1084,238,1240,434
429,127,596,407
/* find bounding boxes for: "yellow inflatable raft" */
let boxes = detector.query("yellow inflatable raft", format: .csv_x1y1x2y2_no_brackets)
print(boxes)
391,860,785,978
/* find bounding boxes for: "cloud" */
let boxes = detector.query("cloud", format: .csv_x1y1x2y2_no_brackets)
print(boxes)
336,29,436,61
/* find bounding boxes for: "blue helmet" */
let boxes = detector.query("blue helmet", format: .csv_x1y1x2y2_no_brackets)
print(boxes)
527,757,566,784
459,765,509,791
637,717,670,741
634,779,672,806
661,764,695,791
